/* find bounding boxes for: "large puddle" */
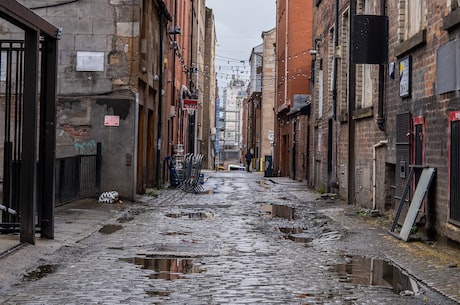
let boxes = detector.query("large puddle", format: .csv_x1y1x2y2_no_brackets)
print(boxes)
119,256,206,281
261,204,298,220
332,255,418,295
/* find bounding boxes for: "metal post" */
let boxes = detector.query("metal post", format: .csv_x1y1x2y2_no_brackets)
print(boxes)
20,29,40,244
39,38,58,239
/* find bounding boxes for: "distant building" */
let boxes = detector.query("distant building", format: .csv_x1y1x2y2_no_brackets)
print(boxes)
219,76,247,167
275,0,313,179
246,28,276,172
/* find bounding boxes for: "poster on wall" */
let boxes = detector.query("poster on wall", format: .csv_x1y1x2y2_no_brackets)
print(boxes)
399,56,412,98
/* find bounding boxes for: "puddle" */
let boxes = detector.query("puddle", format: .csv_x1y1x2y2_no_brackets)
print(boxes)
117,215,134,223
119,256,206,281
146,290,171,297
24,264,57,281
261,204,298,220
160,231,190,236
332,255,418,295
279,227,313,244
99,224,123,234
165,212,214,220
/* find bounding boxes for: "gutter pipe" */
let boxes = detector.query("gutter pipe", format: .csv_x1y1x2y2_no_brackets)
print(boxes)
377,0,386,131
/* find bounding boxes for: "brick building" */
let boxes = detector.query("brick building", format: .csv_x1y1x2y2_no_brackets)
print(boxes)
275,0,313,179
2,1,216,199
310,0,460,243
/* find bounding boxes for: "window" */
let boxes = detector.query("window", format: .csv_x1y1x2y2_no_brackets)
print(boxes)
448,0,460,12
399,0,426,41
356,0,376,109
339,9,350,115
318,69,323,119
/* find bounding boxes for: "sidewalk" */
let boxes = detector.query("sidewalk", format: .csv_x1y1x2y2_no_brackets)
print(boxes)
0,198,132,291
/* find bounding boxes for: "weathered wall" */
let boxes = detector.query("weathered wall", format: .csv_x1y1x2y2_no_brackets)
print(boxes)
58,95,136,199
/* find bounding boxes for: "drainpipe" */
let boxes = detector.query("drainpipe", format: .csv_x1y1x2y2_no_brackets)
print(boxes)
377,0,386,131
372,139,388,210
332,0,339,120
156,9,165,188
327,0,339,192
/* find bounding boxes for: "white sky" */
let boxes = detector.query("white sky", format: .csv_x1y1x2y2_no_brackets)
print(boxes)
205,0,276,92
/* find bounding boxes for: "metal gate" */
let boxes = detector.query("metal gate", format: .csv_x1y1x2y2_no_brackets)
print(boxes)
55,152,101,205
0,41,25,227
0,2,59,243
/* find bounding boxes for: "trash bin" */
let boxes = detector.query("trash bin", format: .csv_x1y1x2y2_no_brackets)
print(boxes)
264,155,273,177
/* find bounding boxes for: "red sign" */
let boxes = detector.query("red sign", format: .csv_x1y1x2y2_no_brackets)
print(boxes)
104,115,120,127
183,99,198,110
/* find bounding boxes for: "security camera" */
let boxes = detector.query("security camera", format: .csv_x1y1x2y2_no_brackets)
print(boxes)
309,49,317,55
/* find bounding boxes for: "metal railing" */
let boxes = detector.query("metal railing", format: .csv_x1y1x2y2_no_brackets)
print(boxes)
55,152,101,205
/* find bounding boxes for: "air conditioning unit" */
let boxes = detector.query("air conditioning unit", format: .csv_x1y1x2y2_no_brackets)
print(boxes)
168,26,182,35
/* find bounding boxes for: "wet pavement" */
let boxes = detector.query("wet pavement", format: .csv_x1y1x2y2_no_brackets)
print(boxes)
0,171,459,304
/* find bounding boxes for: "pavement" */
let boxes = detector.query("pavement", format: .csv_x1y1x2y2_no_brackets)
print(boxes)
0,171,459,304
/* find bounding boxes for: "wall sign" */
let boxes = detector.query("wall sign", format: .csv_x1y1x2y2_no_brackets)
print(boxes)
183,99,198,110
104,115,120,127
77,51,104,72
399,56,412,98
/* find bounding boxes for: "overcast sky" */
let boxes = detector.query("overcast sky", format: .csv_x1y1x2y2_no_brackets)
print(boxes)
205,0,276,91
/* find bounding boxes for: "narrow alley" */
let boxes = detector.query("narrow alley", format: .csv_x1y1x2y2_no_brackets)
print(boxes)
0,171,458,304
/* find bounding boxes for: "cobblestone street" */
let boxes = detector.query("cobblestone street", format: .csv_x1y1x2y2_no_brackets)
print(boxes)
0,171,459,304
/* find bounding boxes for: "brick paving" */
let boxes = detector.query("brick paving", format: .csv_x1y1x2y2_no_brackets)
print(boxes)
0,171,458,304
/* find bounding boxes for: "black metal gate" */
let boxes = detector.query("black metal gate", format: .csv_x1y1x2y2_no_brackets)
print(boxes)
55,149,102,206
0,1,60,243
450,120,460,225
0,41,25,226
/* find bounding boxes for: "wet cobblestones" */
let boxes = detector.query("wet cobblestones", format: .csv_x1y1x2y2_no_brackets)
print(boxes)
0,171,458,304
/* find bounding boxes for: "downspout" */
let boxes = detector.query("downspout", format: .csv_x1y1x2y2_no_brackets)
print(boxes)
156,9,165,188
284,0,289,107
372,139,388,210
377,0,386,131
332,0,338,120
348,0,356,204
328,0,339,192
172,0,177,149
195,0,201,155
189,0,195,154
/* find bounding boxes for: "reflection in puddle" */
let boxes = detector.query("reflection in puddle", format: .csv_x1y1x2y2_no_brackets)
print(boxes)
279,227,313,244
261,204,298,220
119,256,206,281
332,255,418,295
146,290,171,297
165,212,214,219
